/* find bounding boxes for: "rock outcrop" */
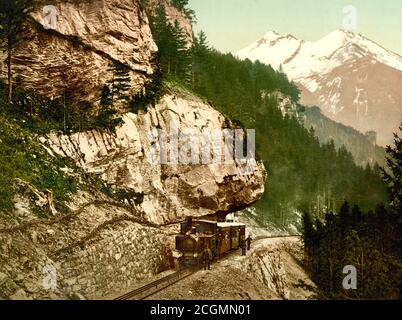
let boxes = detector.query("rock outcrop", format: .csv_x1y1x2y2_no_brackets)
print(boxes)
0,0,157,101
241,238,316,300
43,88,266,224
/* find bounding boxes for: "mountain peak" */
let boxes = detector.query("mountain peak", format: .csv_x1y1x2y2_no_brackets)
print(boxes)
263,30,280,38
321,29,358,43
331,28,355,35
262,29,353,42
261,30,281,40
236,29,402,147
238,29,402,78
261,30,297,41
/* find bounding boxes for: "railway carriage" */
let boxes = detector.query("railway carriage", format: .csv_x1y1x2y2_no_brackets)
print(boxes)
217,222,245,253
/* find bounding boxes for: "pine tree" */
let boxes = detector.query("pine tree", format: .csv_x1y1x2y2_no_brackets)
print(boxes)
191,31,209,89
172,20,191,80
171,0,189,12
302,211,315,269
338,201,350,220
351,204,363,227
381,123,402,210
100,84,112,109
171,0,195,21
149,3,190,80
131,66,163,110
0,0,34,102
95,84,123,130
150,4,174,75
107,61,131,107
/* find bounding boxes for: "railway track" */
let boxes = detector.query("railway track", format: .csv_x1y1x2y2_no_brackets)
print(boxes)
254,234,302,240
115,268,195,300
115,234,302,300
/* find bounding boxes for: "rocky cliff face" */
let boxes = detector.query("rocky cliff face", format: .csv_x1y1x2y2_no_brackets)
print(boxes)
0,192,175,299
0,0,157,101
43,88,266,225
0,0,194,103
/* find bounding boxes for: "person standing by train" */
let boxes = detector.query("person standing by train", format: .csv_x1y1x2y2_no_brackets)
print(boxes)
240,237,246,256
246,235,252,251
202,245,213,270
216,233,222,260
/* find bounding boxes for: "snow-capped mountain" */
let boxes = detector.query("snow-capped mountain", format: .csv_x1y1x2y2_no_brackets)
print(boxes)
237,30,402,146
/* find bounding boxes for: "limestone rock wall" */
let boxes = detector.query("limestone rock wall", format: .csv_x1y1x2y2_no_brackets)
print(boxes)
0,0,157,101
43,90,266,225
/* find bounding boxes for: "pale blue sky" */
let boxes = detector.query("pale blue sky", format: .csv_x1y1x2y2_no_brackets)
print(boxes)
188,0,402,55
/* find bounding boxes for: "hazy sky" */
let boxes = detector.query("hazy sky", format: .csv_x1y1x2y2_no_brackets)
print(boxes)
188,0,402,55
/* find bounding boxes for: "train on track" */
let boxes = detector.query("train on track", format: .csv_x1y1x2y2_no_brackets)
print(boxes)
175,218,246,268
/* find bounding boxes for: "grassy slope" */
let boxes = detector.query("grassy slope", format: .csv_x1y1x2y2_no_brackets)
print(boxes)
0,113,77,214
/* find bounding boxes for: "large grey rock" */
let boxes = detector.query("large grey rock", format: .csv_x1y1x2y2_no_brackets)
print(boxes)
44,91,266,224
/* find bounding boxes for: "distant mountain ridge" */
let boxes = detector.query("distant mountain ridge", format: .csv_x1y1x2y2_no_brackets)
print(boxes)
272,91,386,166
304,106,386,167
237,30,402,146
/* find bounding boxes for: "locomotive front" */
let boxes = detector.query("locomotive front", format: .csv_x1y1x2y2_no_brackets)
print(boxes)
175,234,203,267
175,218,217,267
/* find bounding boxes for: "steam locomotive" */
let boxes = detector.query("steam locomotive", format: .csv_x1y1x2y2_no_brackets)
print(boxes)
175,218,246,267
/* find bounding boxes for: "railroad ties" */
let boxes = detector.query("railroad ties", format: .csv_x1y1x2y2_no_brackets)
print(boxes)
115,269,195,300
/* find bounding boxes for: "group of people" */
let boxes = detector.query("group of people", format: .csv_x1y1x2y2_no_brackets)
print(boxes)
240,235,252,256
201,235,253,270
